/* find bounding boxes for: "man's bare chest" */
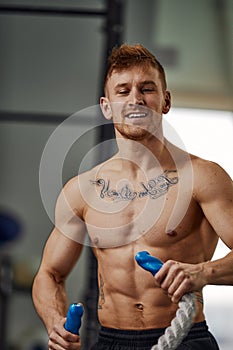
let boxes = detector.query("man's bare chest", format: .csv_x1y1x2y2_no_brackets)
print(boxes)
81,169,199,248
90,170,178,201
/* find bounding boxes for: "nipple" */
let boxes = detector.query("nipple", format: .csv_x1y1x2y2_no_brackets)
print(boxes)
93,237,99,246
166,230,178,237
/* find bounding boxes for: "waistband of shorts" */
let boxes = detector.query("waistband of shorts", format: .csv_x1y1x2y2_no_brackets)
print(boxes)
99,321,208,341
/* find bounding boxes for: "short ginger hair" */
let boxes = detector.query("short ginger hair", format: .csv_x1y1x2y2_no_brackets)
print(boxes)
104,43,167,93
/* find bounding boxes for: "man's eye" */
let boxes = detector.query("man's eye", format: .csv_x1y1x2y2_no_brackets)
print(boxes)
118,90,129,95
142,88,154,93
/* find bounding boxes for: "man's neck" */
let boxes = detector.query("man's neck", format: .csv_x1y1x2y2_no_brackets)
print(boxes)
114,134,170,174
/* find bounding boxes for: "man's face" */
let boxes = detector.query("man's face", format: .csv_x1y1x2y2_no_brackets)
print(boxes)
101,65,171,141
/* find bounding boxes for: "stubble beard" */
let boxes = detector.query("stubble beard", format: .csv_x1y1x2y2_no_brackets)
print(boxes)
115,122,151,141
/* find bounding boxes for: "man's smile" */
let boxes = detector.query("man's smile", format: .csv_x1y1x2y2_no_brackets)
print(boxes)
125,112,147,119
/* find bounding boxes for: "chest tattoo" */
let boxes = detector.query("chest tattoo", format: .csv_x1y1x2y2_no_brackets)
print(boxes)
91,170,178,201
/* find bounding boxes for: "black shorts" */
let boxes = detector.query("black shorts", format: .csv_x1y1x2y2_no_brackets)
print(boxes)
90,321,219,350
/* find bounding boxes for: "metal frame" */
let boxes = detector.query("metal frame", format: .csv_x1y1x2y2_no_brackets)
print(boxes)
0,4,107,17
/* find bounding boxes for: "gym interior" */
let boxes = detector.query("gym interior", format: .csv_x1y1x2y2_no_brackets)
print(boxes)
0,0,232,349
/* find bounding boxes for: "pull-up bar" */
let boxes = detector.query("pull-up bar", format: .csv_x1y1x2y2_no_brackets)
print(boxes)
0,4,107,17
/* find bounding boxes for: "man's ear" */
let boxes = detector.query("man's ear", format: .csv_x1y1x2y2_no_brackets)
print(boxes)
100,97,112,120
162,91,171,114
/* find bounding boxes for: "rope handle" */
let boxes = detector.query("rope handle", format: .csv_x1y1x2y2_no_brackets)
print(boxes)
64,303,84,335
135,251,196,350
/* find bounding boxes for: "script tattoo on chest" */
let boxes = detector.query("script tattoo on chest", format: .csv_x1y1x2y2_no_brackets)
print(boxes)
91,170,178,201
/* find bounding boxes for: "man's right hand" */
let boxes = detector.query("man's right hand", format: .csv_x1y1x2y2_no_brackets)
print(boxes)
48,318,81,350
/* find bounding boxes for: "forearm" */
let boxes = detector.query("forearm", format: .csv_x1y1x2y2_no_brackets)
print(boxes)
32,269,68,334
203,250,233,285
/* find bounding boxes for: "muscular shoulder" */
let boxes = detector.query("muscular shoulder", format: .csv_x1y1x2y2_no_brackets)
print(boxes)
58,162,107,215
54,173,93,242
191,156,232,204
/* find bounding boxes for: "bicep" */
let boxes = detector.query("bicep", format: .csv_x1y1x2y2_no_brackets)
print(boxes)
41,228,84,281
196,162,233,248
40,176,87,279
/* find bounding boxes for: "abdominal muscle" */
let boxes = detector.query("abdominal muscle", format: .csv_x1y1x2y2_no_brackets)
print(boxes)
94,246,205,330
98,286,179,329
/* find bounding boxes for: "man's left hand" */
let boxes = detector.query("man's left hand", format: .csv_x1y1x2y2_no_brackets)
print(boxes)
154,260,207,303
